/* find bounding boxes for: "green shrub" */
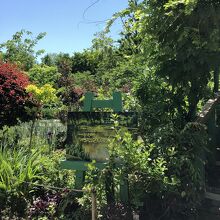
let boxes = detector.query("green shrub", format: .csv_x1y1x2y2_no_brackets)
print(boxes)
0,143,74,218
0,146,50,216
80,121,207,219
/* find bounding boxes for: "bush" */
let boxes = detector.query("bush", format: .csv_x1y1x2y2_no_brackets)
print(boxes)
140,122,207,219
80,121,207,219
28,65,61,87
0,141,75,218
0,62,37,128
0,146,50,217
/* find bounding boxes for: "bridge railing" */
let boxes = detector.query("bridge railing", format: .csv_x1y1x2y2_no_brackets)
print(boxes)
196,95,220,160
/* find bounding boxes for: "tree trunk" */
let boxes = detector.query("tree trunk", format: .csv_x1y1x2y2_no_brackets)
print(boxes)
105,169,115,205
187,80,200,122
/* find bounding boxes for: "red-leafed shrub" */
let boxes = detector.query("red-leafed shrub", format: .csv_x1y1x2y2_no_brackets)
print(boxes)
0,62,37,127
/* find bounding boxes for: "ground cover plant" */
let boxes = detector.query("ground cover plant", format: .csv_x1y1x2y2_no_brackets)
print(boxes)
0,130,77,219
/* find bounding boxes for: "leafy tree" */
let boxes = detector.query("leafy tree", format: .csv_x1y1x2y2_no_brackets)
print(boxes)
41,53,57,66
136,73,175,136
0,30,46,71
70,71,97,92
26,83,60,145
89,32,136,96
28,65,61,87
108,0,220,124
117,0,142,57
146,0,220,122
55,53,72,77
61,86,84,109
0,63,36,128
42,50,99,76
26,83,60,119
72,50,98,74
92,32,119,72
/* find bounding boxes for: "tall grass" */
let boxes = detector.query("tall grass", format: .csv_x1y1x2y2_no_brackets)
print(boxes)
0,120,75,218
0,145,52,217
0,146,50,192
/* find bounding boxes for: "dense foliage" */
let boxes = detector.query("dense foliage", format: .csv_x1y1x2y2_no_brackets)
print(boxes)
79,120,207,219
0,30,46,71
107,0,220,125
0,63,36,128
0,125,78,219
0,0,219,218
28,65,61,87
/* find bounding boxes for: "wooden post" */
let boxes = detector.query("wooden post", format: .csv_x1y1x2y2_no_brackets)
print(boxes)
216,104,220,147
214,67,219,93
91,187,97,220
113,92,122,112
83,92,94,112
75,170,85,190
105,168,115,205
207,109,216,157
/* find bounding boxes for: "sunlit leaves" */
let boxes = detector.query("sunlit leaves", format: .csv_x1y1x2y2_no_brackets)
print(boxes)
165,0,198,14
28,65,61,87
0,30,46,71
26,84,58,105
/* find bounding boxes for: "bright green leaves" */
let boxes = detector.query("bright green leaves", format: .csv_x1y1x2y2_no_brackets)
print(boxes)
0,147,49,193
28,65,61,87
0,30,46,71
164,0,198,15
26,84,58,105
25,84,60,119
